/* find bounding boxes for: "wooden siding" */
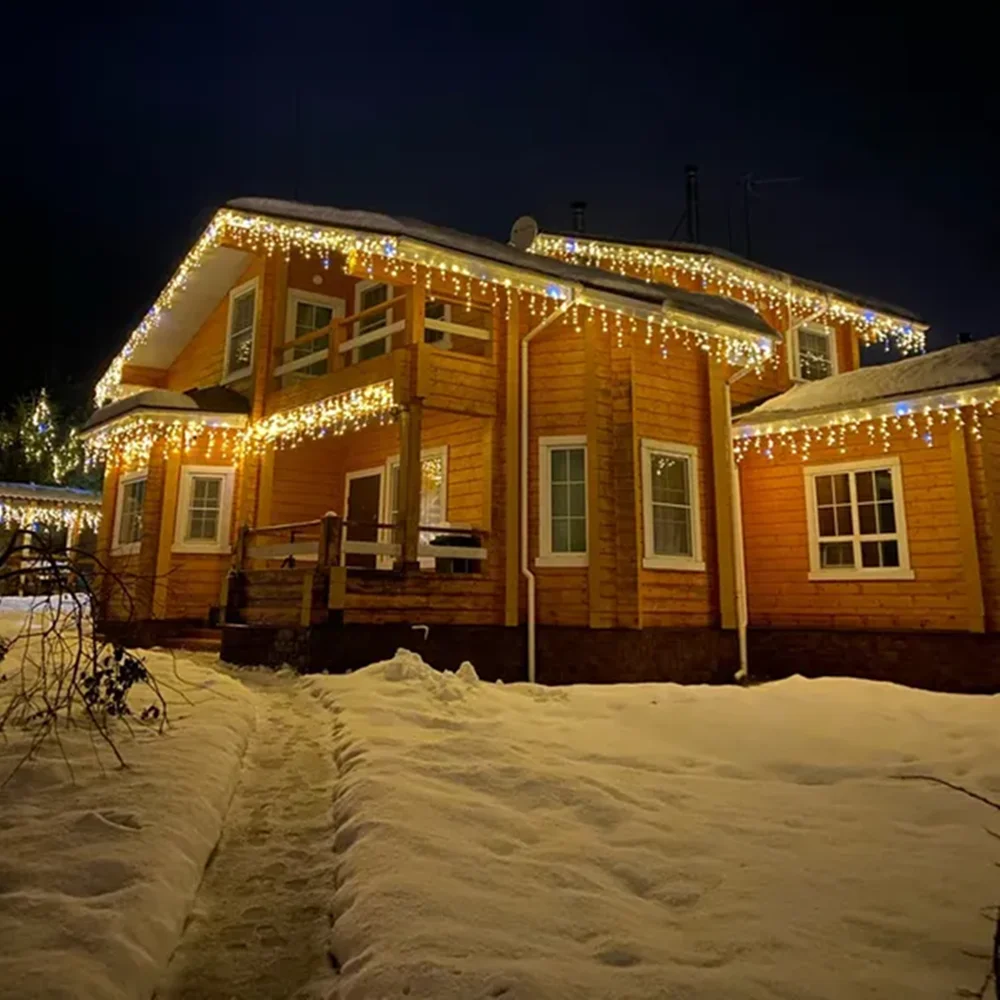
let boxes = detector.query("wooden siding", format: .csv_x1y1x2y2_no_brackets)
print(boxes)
166,258,264,392
740,431,978,631
969,417,1000,631
526,314,590,626
632,339,719,628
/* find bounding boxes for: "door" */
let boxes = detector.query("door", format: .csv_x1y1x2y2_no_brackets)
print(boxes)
344,470,382,569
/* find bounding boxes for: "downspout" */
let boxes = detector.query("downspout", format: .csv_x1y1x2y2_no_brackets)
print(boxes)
521,296,575,684
726,362,755,682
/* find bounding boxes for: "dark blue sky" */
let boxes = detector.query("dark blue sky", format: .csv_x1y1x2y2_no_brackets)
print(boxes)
5,3,996,409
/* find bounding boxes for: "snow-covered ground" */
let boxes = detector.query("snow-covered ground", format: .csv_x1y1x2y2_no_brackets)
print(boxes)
2,600,998,1000
0,603,257,1000
306,651,1000,1000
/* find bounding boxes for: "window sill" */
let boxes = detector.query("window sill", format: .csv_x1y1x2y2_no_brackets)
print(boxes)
172,543,232,556
220,368,252,386
643,557,706,572
534,554,588,569
808,568,915,582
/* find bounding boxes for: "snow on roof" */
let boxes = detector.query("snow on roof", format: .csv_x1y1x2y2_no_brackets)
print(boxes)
542,229,922,324
227,198,778,339
0,482,101,506
82,387,251,434
739,336,1000,424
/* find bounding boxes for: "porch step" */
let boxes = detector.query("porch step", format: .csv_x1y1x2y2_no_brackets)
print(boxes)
158,627,222,654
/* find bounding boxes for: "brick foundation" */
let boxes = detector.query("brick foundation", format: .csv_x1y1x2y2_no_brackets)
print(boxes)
747,628,1000,694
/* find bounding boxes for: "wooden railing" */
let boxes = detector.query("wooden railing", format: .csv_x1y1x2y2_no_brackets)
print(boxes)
234,515,487,572
272,286,493,381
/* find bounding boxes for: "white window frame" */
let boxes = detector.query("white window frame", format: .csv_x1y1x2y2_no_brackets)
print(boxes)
222,277,259,382
640,438,705,571
172,465,236,554
111,469,148,556
789,322,838,382
804,456,913,581
385,446,449,569
537,434,588,568
275,290,345,377
338,280,405,363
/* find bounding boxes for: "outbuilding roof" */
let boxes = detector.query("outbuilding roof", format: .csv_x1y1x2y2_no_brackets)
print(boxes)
0,482,101,506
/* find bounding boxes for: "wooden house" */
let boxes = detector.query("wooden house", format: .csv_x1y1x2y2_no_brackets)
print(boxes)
81,201,1000,689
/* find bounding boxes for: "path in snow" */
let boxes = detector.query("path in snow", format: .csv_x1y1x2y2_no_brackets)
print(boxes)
154,671,340,1000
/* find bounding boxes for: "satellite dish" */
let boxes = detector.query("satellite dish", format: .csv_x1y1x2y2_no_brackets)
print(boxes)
509,215,539,250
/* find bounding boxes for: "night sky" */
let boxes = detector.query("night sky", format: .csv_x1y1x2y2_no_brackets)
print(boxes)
5,5,996,412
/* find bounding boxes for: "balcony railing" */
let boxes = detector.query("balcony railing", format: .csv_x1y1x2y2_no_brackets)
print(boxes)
272,287,492,382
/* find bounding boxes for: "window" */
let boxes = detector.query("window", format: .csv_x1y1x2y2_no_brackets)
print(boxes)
282,292,345,377
424,300,452,348
351,281,394,362
113,472,147,554
805,458,912,580
173,466,236,553
793,324,836,381
386,447,449,565
225,279,258,379
538,436,587,566
640,439,704,570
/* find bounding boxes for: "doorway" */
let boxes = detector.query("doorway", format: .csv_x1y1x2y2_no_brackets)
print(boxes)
343,468,383,569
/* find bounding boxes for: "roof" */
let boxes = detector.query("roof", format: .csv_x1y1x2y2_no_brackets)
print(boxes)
82,386,251,434
737,336,1000,425
542,229,922,324
0,482,101,506
227,198,778,339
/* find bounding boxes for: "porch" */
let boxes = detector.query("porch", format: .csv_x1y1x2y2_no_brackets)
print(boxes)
223,513,496,629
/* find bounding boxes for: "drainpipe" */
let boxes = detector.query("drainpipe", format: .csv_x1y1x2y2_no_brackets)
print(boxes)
726,362,755,682
521,296,575,683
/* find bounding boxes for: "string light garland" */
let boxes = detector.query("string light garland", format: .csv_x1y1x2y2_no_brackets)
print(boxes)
243,381,397,454
83,382,397,466
529,234,927,357
0,499,101,532
733,388,1000,462
95,209,779,404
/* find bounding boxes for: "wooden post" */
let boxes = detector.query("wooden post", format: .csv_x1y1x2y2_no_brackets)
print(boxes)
395,400,424,571
152,453,181,619
317,513,336,571
405,284,426,348
504,293,521,626
709,361,738,630
950,424,986,633
234,524,249,572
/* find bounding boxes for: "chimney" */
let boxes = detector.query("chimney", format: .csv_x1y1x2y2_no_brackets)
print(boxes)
685,165,700,243
957,331,973,344
571,201,587,234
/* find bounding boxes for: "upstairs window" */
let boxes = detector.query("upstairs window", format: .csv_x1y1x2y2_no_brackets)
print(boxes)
640,439,704,570
225,279,258,379
794,324,836,381
113,472,147,554
173,466,235,553
805,458,912,580
351,281,394,362
538,436,587,566
282,292,345,377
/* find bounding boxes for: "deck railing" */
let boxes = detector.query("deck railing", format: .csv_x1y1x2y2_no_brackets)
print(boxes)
235,515,487,572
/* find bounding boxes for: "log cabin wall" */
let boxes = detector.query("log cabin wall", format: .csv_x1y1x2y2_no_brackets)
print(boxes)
631,339,720,628
969,417,1000,631
739,428,983,631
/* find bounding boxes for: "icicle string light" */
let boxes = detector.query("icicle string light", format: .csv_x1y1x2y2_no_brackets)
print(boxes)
95,209,777,404
0,500,101,532
83,382,398,467
733,390,1000,462
529,234,926,357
